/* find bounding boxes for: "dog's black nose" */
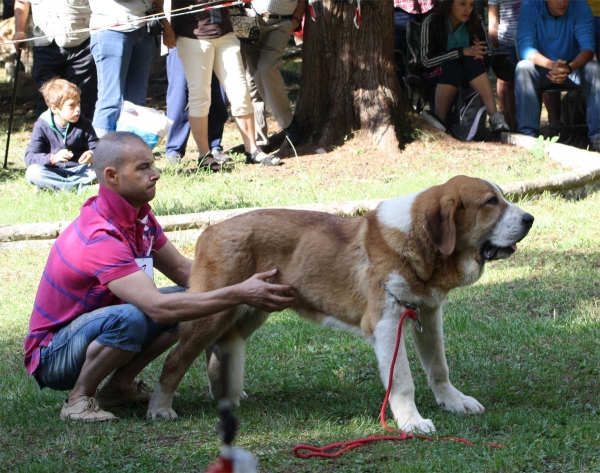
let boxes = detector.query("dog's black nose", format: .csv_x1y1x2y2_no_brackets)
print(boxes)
522,213,534,228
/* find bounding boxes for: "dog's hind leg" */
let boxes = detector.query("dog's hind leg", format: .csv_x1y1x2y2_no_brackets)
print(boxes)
206,332,245,406
206,311,270,405
147,310,235,420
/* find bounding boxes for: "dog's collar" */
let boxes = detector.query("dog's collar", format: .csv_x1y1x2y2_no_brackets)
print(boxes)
381,283,423,332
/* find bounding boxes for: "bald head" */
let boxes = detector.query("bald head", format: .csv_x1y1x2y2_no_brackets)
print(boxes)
93,132,150,184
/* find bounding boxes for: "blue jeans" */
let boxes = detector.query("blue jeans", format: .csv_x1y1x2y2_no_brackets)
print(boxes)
165,48,228,158
515,59,600,139
25,163,96,191
33,286,183,391
90,27,156,137
594,16,600,60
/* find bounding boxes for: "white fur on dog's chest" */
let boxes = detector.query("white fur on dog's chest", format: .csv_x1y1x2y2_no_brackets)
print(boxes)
382,272,447,315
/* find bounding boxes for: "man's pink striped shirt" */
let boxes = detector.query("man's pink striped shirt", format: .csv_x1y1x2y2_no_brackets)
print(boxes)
24,185,167,375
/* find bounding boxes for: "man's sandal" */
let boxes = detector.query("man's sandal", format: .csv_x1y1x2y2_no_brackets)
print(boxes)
244,148,281,166
197,153,223,172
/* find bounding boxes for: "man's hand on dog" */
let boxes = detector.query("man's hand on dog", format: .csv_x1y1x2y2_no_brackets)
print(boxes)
237,269,295,313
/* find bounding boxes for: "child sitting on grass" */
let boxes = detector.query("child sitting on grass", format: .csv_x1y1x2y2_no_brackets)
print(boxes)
25,78,98,192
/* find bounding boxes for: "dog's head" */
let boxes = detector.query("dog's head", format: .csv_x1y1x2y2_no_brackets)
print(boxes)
421,175,534,263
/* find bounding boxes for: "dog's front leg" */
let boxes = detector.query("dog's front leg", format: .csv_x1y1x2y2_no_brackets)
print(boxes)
411,306,484,415
373,318,436,433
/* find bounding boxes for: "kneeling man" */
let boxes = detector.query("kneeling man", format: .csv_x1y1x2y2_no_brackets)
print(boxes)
24,132,295,421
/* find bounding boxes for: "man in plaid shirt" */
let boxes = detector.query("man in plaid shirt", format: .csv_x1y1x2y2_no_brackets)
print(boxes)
242,0,307,147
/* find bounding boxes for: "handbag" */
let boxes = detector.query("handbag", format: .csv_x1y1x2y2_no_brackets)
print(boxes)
229,6,260,42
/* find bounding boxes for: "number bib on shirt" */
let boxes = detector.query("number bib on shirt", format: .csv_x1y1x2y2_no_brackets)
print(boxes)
135,257,154,280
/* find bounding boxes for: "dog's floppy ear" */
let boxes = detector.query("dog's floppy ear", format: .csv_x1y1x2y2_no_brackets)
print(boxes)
424,197,458,256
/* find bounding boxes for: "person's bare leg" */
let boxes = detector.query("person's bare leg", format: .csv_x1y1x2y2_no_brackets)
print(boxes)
189,115,210,156
234,113,280,165
68,341,136,402
469,73,498,116
69,332,178,402
498,79,516,130
542,91,561,128
434,84,459,121
234,113,259,153
99,332,179,395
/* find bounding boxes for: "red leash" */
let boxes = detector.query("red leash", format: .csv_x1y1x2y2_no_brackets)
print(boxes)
294,308,505,459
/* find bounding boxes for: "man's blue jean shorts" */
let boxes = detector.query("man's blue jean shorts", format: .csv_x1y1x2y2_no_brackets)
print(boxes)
33,287,184,391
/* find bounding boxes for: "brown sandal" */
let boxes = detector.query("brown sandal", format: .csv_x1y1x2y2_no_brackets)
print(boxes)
197,153,222,172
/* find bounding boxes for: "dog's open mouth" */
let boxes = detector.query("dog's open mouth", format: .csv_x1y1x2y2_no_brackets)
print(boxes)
481,242,518,261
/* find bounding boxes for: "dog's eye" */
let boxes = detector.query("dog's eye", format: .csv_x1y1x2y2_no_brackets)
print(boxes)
485,196,499,206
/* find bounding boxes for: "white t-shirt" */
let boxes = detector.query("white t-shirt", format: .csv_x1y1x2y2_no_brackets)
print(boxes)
88,0,153,32
24,0,91,47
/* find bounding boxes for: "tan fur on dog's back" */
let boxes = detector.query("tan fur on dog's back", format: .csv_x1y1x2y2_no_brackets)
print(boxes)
188,210,372,330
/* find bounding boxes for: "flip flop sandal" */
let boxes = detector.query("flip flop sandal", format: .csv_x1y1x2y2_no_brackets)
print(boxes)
244,149,281,166
197,153,222,172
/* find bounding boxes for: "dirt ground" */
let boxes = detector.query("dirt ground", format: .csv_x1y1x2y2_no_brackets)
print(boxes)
166,108,557,182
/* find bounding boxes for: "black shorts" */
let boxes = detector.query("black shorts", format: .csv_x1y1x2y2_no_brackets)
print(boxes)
438,56,487,87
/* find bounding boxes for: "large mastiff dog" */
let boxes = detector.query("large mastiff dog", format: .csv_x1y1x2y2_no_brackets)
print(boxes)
148,175,534,433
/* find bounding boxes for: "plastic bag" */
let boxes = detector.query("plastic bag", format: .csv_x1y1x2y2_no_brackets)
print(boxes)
116,101,173,149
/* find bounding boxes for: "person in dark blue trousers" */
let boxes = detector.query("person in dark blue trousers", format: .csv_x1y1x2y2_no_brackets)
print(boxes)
165,48,230,164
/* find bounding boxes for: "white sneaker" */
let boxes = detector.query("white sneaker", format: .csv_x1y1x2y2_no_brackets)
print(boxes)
166,154,182,164
490,112,510,132
420,110,447,132
60,396,117,421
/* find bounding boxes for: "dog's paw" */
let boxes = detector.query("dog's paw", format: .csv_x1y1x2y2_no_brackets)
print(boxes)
146,407,178,421
398,415,436,434
435,384,484,414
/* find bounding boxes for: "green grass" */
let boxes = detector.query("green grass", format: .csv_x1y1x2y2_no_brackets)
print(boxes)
0,130,562,226
1,78,599,472
1,185,599,472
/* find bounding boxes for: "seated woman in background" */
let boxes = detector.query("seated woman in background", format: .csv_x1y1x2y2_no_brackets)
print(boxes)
420,0,510,132
163,1,280,171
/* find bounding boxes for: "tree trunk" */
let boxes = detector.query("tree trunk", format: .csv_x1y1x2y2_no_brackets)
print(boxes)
296,0,409,152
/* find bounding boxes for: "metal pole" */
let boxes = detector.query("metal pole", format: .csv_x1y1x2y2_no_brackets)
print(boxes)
3,45,22,170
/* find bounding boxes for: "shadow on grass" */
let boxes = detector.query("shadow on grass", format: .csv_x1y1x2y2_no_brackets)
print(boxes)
0,166,25,183
1,247,598,429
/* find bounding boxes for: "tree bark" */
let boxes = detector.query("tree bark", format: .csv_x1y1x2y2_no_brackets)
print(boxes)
295,0,409,151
